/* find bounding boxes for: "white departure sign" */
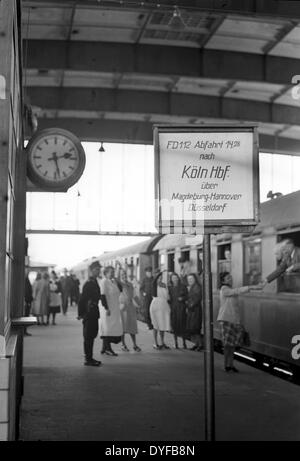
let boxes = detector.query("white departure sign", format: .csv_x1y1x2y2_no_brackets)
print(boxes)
154,124,259,234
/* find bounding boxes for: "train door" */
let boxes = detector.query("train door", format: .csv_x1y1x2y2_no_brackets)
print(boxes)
197,247,203,275
153,250,159,271
217,242,231,283
167,252,175,273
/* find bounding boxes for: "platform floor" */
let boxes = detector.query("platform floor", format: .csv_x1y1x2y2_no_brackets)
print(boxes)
20,306,300,441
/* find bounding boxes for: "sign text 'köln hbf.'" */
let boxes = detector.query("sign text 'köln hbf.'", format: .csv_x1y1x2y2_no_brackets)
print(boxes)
154,125,259,234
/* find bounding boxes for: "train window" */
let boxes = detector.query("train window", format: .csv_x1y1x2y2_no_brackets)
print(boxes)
127,257,134,280
217,243,231,276
197,248,203,275
167,253,175,273
181,249,190,262
160,254,165,266
136,257,140,281
244,239,262,285
277,231,300,293
153,250,159,271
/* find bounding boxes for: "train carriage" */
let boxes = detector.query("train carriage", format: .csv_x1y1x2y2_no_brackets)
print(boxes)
72,190,300,376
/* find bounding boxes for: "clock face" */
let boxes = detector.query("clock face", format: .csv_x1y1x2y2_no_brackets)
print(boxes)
26,128,86,191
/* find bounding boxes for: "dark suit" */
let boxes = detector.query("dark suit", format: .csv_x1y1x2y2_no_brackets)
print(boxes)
140,276,154,328
78,277,100,362
266,247,300,283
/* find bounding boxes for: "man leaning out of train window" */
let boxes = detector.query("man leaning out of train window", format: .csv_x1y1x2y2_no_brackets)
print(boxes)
217,272,264,373
264,239,300,285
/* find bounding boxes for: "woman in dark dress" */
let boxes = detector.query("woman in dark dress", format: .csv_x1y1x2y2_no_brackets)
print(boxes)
168,273,188,349
186,273,203,351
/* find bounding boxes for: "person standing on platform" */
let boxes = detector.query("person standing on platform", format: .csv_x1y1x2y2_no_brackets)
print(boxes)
32,272,50,326
78,261,102,367
99,266,123,356
61,269,74,315
149,271,171,350
24,268,33,336
71,273,80,306
217,272,263,372
168,273,188,349
140,266,154,330
47,271,61,325
118,267,141,352
185,274,203,351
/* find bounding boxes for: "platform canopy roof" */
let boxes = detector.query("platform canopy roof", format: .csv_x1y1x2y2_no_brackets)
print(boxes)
22,0,300,155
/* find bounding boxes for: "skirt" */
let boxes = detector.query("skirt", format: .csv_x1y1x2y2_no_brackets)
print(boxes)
49,305,61,314
220,321,244,347
150,297,171,332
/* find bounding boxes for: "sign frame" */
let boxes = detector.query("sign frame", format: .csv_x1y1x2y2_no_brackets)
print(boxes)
154,124,260,234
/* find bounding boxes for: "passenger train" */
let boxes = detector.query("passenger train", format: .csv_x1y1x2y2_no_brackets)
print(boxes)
72,190,300,378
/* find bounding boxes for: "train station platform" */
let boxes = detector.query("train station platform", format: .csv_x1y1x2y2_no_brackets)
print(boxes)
20,307,300,441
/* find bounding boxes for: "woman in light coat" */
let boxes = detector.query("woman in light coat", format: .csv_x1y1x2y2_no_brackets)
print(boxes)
149,271,171,350
118,268,141,352
32,272,50,325
99,266,123,356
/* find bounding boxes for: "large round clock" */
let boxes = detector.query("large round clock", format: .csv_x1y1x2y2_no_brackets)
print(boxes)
26,128,86,191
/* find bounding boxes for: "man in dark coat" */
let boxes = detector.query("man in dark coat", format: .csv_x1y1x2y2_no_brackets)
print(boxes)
61,269,74,315
139,266,154,330
78,261,102,366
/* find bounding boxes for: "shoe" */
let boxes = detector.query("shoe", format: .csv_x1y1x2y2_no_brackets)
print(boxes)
153,344,161,350
106,350,118,356
161,344,170,350
230,366,239,373
190,345,197,351
133,345,141,352
84,360,101,367
196,346,203,352
122,345,130,352
224,366,232,372
174,344,179,349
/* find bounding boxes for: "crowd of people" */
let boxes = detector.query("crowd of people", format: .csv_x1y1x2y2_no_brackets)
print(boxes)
25,238,300,372
78,259,204,367
24,269,81,330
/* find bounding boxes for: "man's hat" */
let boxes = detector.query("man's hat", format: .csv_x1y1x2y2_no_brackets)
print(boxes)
89,260,101,270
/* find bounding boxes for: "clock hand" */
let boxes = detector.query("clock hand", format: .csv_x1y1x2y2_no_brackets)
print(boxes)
57,153,74,159
48,152,57,161
48,152,61,177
